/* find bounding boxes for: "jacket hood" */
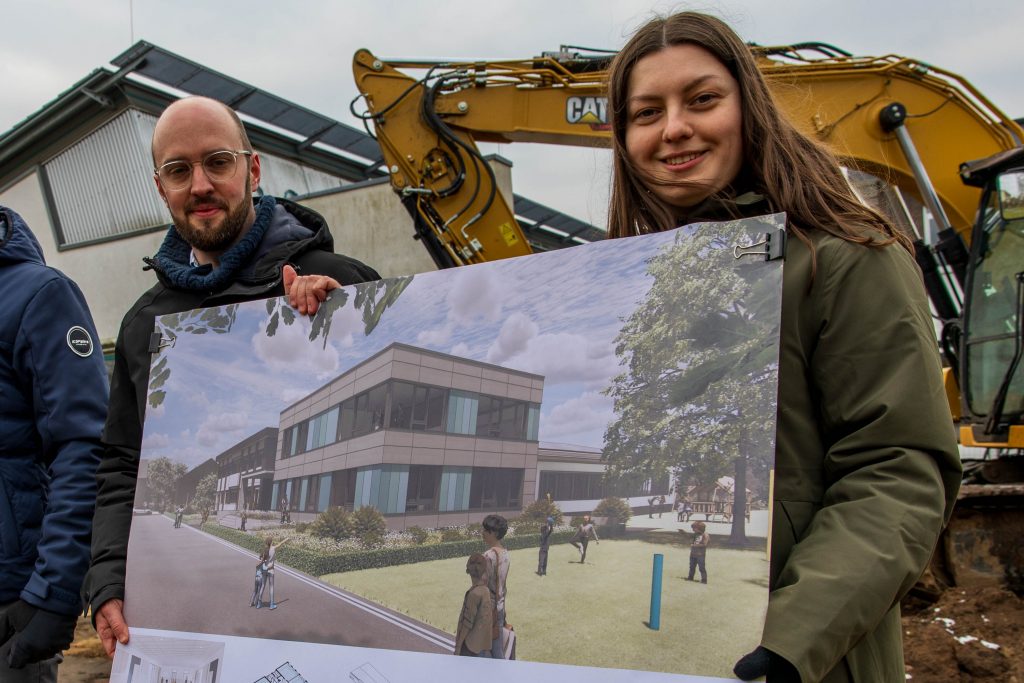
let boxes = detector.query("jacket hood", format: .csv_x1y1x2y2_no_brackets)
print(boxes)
0,206,46,267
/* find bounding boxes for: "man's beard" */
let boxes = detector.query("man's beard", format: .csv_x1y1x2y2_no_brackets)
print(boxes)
175,191,252,254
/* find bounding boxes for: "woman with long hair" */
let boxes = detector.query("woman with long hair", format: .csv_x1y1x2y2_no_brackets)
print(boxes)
605,12,960,682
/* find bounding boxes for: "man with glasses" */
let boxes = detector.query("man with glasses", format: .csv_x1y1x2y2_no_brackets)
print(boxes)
84,96,380,656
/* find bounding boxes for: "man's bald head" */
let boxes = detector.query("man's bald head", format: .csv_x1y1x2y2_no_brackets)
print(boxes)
151,96,252,165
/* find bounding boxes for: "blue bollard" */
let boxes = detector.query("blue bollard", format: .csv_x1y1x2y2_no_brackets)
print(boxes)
649,553,664,630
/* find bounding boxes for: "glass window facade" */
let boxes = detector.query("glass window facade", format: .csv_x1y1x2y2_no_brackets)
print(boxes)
317,474,332,513
439,467,473,512
277,464,524,516
306,407,339,451
280,379,540,460
355,465,409,514
469,468,523,510
388,382,447,431
539,471,607,501
447,391,479,435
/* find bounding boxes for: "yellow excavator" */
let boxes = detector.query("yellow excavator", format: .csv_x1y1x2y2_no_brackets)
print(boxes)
352,43,1024,588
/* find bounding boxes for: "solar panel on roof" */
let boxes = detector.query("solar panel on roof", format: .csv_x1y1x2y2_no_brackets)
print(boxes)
106,42,604,239
514,194,605,242
110,41,378,162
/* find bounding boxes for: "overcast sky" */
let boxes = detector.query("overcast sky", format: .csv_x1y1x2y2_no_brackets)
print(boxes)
2,0,1022,228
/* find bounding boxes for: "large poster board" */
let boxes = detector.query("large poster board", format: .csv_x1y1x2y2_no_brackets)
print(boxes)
113,215,785,683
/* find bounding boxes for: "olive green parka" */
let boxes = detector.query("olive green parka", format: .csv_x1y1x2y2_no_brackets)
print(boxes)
763,230,962,682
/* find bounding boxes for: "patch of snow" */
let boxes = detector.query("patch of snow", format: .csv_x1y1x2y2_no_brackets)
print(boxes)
981,640,1001,650
956,635,978,645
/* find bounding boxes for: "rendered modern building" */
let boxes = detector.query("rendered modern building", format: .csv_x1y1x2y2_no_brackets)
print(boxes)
272,343,543,529
175,457,217,508
214,427,278,511
269,342,672,528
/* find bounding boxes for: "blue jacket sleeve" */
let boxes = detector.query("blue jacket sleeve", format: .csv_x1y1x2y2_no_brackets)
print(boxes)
15,276,108,615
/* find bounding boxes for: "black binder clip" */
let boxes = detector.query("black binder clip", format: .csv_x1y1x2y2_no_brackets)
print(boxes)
733,229,786,261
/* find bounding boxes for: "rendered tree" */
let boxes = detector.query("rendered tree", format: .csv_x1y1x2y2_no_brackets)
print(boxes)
146,457,187,513
193,472,218,526
603,222,781,544
148,276,415,408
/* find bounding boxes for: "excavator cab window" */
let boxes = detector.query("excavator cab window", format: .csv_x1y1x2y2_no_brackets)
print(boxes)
962,170,1024,424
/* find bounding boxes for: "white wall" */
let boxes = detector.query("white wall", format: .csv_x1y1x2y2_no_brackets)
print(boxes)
0,172,165,347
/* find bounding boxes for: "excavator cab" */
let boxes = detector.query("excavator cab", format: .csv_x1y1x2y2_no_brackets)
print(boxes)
958,148,1024,448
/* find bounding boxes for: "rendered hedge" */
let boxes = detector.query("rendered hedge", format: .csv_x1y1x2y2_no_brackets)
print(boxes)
200,524,575,576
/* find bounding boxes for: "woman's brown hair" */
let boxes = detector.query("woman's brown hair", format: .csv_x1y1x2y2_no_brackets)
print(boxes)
606,11,913,262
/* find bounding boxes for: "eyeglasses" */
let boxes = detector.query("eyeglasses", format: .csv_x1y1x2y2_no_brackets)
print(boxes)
155,150,253,190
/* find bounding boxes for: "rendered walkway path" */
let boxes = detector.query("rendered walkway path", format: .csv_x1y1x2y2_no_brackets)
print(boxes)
124,514,454,653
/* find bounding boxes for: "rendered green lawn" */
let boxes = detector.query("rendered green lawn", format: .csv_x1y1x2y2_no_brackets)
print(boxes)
322,537,768,677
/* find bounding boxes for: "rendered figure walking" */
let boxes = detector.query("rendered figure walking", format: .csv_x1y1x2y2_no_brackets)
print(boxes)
686,521,710,584
569,514,600,563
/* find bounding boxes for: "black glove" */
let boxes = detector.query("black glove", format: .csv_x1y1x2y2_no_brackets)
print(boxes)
733,646,801,682
0,600,77,668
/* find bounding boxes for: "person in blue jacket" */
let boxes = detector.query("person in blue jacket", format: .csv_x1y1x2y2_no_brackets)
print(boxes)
0,206,108,680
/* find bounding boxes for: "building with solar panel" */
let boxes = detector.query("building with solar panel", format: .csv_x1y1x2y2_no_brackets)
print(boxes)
0,42,603,353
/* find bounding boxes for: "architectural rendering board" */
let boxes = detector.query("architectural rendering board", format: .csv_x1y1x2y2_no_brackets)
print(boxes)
119,215,786,682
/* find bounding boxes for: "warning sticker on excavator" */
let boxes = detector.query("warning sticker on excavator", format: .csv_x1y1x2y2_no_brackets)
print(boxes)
500,222,520,246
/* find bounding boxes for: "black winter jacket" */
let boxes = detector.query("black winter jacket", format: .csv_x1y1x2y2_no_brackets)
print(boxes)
85,198,379,613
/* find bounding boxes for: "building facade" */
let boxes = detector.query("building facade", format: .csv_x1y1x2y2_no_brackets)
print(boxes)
214,427,278,511
536,443,672,515
272,343,543,529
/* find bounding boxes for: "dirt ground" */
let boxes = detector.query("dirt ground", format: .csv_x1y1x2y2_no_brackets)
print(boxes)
903,585,1024,683
60,586,1022,682
58,616,110,683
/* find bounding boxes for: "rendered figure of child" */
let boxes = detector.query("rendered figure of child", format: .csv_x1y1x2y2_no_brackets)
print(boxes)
453,553,494,657
687,521,710,584
249,558,265,608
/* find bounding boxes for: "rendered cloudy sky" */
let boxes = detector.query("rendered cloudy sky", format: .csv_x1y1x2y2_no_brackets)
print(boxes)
1,0,1021,229
139,228,669,467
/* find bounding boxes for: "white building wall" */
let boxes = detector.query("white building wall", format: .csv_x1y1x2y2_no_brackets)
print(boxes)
0,172,165,347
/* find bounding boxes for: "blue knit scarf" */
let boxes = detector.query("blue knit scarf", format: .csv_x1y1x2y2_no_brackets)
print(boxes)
153,196,277,292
